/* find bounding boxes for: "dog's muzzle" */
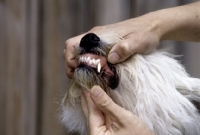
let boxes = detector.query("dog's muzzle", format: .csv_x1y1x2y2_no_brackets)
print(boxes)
74,33,119,90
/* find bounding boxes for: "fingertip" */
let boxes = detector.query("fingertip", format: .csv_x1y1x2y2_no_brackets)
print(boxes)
65,67,74,79
91,85,104,98
108,52,120,64
108,40,132,64
90,86,114,111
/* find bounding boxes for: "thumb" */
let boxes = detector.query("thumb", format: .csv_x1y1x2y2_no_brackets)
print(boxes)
90,86,127,122
107,39,135,64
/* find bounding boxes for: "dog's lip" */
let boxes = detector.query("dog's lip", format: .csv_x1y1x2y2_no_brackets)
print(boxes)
78,53,114,76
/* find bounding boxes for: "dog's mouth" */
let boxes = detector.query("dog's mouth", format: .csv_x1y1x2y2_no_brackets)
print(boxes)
73,33,119,90
78,53,114,76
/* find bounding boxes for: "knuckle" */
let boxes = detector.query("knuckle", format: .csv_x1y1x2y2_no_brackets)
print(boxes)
66,69,73,79
89,26,105,33
65,38,78,50
142,44,152,54
121,111,135,124
126,111,134,119
99,97,113,109
118,42,132,55
63,49,66,58
65,39,72,49
65,39,71,45
137,40,152,54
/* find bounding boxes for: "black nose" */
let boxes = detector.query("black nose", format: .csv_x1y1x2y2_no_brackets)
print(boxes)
80,33,100,50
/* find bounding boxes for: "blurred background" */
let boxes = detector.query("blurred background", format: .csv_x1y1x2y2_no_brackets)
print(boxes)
0,0,199,135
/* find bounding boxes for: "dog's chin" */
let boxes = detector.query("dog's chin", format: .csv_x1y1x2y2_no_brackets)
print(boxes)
73,62,119,91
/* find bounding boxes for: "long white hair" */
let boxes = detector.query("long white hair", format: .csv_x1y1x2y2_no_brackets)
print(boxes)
61,34,200,135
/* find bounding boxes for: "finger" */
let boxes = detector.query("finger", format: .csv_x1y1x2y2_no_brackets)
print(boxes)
90,86,129,124
63,49,75,78
82,90,108,135
90,86,153,134
63,49,78,69
88,26,105,34
107,33,159,64
64,28,105,67
64,46,79,70
64,34,86,78
65,65,74,78
82,90,105,121
63,50,77,79
64,34,87,64
107,38,135,64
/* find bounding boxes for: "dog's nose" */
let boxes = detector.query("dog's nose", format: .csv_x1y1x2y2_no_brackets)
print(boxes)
80,33,100,50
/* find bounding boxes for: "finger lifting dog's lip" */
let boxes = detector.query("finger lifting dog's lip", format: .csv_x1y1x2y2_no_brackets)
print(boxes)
61,33,200,135
73,33,120,89
76,53,119,89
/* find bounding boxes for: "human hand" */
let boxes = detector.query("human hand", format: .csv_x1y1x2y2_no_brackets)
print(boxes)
81,86,154,135
63,16,160,78
63,1,200,78
63,27,105,78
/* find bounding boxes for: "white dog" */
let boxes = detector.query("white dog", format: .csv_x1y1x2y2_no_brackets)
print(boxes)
61,33,200,135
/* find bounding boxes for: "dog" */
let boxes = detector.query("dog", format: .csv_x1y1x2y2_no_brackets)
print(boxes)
61,33,200,135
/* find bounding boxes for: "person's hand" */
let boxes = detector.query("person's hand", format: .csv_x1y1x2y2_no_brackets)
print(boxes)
63,27,105,78
63,1,200,78
81,86,154,135
63,16,160,78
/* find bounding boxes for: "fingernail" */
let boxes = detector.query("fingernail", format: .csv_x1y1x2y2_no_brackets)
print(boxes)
91,86,103,98
108,52,120,64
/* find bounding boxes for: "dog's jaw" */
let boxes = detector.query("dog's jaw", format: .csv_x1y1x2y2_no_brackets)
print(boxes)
78,53,113,75
61,33,200,135
74,33,119,90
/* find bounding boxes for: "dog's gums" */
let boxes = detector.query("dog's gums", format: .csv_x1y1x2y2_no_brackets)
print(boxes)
78,53,114,75
75,53,119,90
73,33,119,90
62,33,200,135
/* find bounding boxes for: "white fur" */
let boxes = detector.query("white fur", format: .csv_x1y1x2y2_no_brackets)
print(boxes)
61,35,200,135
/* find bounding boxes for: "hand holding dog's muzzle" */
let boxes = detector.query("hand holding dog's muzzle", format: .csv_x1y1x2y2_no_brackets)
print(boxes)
64,27,105,78
81,86,154,135
64,34,85,78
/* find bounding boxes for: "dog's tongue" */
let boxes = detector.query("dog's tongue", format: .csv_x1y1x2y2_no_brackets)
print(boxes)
79,53,114,76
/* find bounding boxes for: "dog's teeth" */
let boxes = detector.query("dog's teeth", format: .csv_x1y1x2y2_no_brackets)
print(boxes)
79,57,82,62
96,59,100,63
97,62,101,73
85,57,88,62
91,59,99,65
79,57,101,67
92,59,96,65
89,60,92,64
80,57,83,61
79,57,81,61
94,59,100,65
83,57,87,62
86,57,90,62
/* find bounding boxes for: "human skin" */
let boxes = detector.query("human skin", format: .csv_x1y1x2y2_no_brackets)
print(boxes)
81,86,154,135
63,2,200,135
63,1,200,78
